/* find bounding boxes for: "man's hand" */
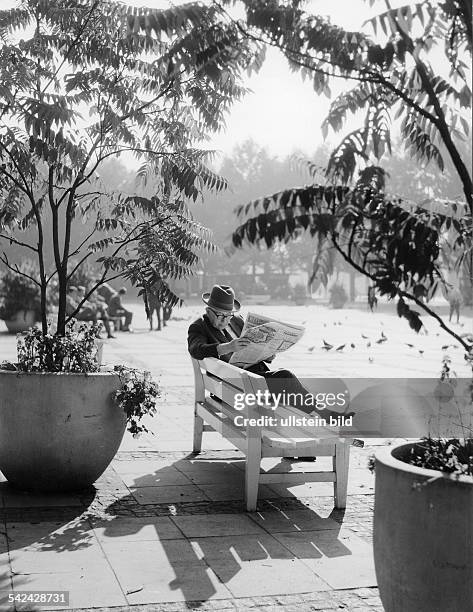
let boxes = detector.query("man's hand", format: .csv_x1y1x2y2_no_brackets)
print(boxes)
218,337,252,356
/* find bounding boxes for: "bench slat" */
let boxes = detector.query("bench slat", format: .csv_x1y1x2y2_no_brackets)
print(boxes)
202,358,247,390
259,471,336,484
203,373,246,408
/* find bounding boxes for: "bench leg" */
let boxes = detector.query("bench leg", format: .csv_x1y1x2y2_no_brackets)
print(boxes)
193,406,204,454
245,436,262,512
333,442,350,509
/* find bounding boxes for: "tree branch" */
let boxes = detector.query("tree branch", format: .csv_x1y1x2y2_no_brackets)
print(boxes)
0,233,37,253
0,252,41,287
331,235,470,350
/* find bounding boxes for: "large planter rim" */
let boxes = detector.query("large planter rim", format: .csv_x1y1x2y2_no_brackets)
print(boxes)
0,369,119,378
375,441,473,485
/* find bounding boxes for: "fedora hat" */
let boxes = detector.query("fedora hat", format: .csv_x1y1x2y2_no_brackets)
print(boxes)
202,285,240,312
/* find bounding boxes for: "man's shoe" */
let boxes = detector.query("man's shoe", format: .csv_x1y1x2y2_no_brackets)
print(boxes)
107,334,116,339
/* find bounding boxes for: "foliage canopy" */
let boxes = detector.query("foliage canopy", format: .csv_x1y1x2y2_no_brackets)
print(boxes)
0,0,263,334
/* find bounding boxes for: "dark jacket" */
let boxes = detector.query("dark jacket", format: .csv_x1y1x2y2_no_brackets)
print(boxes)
187,314,269,373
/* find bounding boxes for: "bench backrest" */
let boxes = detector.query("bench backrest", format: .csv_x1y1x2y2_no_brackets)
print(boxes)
191,357,339,442
191,357,268,419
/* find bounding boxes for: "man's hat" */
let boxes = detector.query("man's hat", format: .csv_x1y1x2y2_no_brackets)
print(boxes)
202,285,240,312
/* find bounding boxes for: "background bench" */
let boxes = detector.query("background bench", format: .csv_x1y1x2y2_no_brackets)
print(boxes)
191,357,351,511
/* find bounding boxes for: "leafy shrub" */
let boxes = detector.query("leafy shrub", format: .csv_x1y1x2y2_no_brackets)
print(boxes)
406,438,473,477
114,366,160,436
16,321,102,373
0,263,41,321
6,322,160,436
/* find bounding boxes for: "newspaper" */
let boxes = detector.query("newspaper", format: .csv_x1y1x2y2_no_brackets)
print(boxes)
229,312,305,368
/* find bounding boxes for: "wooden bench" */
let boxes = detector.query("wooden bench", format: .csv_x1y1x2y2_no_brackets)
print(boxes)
191,357,351,511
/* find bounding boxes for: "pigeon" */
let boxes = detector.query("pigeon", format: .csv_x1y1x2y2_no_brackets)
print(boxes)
381,331,387,339
419,350,424,355
366,341,371,347
376,337,387,344
308,346,315,352
361,333,369,339
350,343,356,348
336,344,345,351
405,343,414,348
322,340,333,350
441,345,450,350
368,357,374,363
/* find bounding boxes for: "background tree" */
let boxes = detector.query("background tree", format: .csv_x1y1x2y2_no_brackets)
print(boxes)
228,0,471,348
0,0,263,335
193,140,337,290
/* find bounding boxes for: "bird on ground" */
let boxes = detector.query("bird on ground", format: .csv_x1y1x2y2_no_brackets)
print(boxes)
369,357,374,363
419,350,424,355
366,341,371,347
361,333,369,339
322,340,333,350
308,346,315,352
336,344,345,351
405,343,414,348
441,345,450,350
350,343,356,348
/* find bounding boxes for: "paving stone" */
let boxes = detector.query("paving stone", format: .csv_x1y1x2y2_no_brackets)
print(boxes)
272,529,377,589
171,515,267,538
100,539,232,603
91,516,185,542
190,534,331,597
248,509,341,533
120,471,193,488
0,485,83,509
11,567,127,609
195,483,276,502
130,485,211,505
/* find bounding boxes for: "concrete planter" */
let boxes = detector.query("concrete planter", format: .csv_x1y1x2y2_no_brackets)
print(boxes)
0,370,126,492
374,442,473,612
3,309,36,333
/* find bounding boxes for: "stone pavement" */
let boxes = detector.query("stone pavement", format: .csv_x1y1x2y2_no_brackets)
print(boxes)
0,300,470,611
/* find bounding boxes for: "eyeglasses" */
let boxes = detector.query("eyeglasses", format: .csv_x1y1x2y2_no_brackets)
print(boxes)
209,308,234,321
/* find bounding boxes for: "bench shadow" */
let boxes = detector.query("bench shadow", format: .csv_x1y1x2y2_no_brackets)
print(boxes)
95,455,353,602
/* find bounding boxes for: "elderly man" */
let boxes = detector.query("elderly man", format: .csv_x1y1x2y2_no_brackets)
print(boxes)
188,285,349,422
108,287,133,332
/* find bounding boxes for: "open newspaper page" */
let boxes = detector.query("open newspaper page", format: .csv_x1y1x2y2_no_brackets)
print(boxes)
229,312,305,368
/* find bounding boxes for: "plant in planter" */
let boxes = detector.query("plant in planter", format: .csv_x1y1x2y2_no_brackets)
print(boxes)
372,357,473,612
0,322,159,491
0,262,42,333
0,0,259,491
328,283,347,309
292,283,307,305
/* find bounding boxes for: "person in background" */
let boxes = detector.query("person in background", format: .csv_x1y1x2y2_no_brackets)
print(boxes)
95,280,117,305
448,287,462,323
108,287,133,332
77,286,115,338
